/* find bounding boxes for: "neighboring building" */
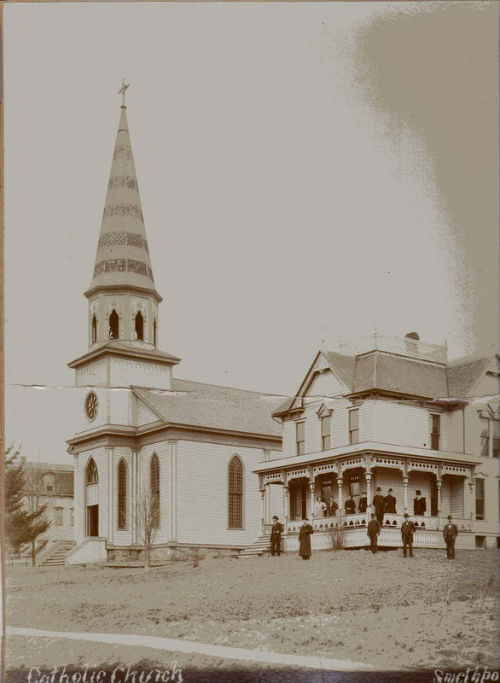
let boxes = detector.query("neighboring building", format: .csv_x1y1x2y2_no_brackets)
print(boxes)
24,462,74,543
254,333,500,551
66,98,282,564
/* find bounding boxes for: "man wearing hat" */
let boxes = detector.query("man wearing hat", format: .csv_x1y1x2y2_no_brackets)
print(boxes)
443,515,458,559
367,512,381,554
270,515,284,556
372,487,385,526
413,490,426,516
401,513,415,558
384,488,397,514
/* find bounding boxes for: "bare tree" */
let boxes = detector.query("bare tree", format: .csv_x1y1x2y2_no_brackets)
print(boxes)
134,489,160,571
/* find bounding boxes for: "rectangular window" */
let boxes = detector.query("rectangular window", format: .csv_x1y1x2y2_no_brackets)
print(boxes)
321,416,331,451
296,421,305,456
349,409,359,445
54,508,63,526
480,418,490,457
430,414,440,450
492,420,500,458
475,478,485,520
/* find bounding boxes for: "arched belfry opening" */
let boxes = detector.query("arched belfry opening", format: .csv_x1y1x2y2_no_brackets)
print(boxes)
109,310,119,339
135,311,144,341
91,315,97,343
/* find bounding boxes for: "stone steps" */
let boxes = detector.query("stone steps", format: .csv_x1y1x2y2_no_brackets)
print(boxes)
238,535,271,557
39,541,76,567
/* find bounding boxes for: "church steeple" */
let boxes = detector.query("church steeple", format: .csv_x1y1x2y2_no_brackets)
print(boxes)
85,91,160,303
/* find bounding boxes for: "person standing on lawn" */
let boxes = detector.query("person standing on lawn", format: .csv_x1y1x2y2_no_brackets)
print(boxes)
270,515,284,557
372,487,385,526
443,515,458,559
384,488,397,514
367,513,381,553
298,518,314,560
401,512,415,558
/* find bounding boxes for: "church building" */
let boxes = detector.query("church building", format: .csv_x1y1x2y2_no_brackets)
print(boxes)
66,95,282,564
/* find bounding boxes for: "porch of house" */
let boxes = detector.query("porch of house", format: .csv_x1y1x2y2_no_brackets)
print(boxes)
257,452,477,552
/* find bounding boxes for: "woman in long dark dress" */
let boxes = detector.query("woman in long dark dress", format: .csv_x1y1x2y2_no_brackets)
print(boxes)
298,518,314,560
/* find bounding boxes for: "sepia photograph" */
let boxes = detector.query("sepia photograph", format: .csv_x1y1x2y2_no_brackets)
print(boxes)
2,1,499,681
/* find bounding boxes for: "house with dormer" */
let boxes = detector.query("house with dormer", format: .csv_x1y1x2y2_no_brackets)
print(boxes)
253,334,499,551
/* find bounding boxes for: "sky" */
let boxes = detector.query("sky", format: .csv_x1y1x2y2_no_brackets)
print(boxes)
4,1,498,463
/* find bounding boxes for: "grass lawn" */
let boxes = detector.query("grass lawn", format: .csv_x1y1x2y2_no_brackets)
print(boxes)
6,548,500,677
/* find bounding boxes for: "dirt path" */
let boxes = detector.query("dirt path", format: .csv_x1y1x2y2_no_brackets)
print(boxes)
7,626,372,672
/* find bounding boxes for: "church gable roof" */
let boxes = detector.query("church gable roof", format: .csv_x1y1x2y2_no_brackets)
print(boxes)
134,379,283,437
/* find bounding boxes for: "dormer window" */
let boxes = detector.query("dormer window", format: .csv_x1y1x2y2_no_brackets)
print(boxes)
135,311,144,340
43,473,55,493
91,315,97,343
109,310,119,339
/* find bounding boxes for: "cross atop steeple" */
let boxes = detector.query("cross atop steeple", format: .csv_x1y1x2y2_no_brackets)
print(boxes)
118,79,130,108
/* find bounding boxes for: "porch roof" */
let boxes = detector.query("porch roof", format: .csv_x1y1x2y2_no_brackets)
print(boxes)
252,441,480,474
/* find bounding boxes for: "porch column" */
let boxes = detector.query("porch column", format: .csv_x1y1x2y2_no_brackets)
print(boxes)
283,486,289,525
436,478,442,520
403,476,409,512
337,477,343,512
308,481,316,519
365,472,372,513
259,488,266,534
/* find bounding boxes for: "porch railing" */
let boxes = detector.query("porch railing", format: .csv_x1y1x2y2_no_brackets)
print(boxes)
285,513,472,534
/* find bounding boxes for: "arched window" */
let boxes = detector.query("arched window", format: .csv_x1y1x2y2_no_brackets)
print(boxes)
150,453,160,528
228,455,243,529
117,459,127,530
135,311,144,340
92,315,97,343
153,319,157,347
109,310,119,339
86,458,98,484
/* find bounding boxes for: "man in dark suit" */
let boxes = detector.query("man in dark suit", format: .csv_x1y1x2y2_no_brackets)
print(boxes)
443,515,458,559
344,496,356,515
372,487,385,526
384,488,397,514
367,513,381,554
270,515,284,556
358,492,368,513
413,490,426,516
401,513,415,558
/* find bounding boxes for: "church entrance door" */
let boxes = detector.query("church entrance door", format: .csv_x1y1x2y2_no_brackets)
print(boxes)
87,505,99,537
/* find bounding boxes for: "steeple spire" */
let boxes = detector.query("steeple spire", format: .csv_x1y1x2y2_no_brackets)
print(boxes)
85,87,161,302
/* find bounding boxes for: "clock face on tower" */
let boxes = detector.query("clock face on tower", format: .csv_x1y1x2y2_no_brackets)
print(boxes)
85,392,98,421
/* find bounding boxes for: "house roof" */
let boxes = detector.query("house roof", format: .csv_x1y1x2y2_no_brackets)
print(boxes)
321,351,357,390
134,378,284,437
274,347,499,418
351,351,449,399
24,462,74,496
447,356,497,398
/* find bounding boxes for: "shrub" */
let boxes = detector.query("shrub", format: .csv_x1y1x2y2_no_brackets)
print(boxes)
328,527,347,550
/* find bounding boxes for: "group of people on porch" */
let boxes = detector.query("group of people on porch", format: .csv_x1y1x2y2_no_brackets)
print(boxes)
313,487,427,522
